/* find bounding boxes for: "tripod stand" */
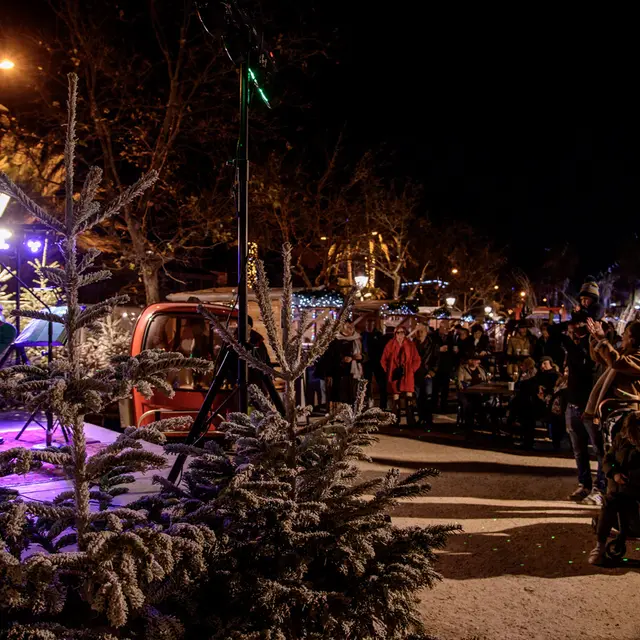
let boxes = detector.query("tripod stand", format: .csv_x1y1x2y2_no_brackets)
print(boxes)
167,344,284,483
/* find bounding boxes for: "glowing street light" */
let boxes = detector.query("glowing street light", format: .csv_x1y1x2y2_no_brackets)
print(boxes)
519,291,526,298
451,268,459,275
0,193,10,217
0,227,12,251
445,296,456,307
27,239,43,253
484,306,492,315
354,275,369,289
0,60,15,70
494,285,499,290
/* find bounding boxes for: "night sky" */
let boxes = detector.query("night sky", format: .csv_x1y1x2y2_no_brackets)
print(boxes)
2,2,637,280
316,4,637,277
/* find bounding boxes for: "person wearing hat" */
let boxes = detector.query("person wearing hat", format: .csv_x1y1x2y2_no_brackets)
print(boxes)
457,353,489,437
572,277,604,323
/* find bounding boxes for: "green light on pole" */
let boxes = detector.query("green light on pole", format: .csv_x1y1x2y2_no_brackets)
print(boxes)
248,67,271,108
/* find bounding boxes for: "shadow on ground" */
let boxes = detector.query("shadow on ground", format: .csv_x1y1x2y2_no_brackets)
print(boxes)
435,518,640,580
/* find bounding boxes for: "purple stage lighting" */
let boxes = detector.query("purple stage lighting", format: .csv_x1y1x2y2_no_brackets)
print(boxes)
27,239,43,253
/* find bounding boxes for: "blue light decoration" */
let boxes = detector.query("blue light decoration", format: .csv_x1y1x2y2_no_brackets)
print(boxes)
292,289,344,309
380,301,419,318
432,306,451,319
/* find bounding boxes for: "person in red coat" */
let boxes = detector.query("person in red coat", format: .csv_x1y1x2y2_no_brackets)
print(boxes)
381,325,422,426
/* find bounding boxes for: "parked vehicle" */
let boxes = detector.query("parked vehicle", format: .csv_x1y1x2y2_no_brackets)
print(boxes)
131,302,236,435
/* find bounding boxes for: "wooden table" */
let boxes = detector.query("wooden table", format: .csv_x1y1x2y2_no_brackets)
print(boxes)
460,381,514,435
462,381,514,397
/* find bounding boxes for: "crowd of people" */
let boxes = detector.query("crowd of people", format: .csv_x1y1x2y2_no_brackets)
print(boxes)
311,278,640,566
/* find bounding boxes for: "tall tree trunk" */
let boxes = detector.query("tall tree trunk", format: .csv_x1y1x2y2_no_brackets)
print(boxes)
393,275,401,300
142,263,161,304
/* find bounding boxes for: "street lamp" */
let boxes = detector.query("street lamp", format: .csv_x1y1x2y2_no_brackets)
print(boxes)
494,285,499,290
354,275,369,289
484,306,492,315
451,268,459,275
0,193,10,217
0,60,15,70
445,296,456,307
519,291,526,298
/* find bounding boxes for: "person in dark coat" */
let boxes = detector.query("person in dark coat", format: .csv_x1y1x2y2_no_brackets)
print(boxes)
362,317,390,409
457,327,475,361
550,320,604,502
470,324,491,356
589,411,640,565
325,321,365,405
413,324,434,427
430,320,455,413
572,277,604,323
533,322,566,370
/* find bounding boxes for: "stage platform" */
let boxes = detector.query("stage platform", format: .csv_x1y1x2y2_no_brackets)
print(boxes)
0,412,169,504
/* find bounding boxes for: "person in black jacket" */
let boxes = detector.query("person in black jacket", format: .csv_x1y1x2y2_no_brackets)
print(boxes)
362,317,390,409
470,324,491,356
533,322,566,369
413,324,435,426
553,321,605,502
430,320,455,413
589,411,640,565
325,321,365,405
457,327,475,361
572,278,604,323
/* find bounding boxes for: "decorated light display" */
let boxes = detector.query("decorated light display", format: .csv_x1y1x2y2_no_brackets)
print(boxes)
380,301,419,318
247,241,258,286
400,279,449,288
292,289,344,309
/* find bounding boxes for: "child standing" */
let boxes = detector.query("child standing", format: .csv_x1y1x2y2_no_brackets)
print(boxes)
589,411,640,565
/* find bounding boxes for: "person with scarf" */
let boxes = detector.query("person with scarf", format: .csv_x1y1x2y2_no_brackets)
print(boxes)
326,321,364,405
381,325,421,426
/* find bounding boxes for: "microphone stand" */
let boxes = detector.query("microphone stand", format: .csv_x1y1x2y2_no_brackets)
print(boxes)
196,0,274,413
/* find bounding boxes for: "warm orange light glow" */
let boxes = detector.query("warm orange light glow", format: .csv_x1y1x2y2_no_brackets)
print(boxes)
0,60,15,70
451,268,459,275
494,285,499,290
519,291,526,298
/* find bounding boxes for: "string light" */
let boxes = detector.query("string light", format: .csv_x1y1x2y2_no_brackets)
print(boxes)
248,68,270,107
400,279,449,287
292,289,344,309
247,241,258,286
380,301,418,318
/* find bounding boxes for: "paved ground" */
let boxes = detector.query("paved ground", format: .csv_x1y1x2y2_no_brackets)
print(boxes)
368,426,640,640
4,413,640,639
